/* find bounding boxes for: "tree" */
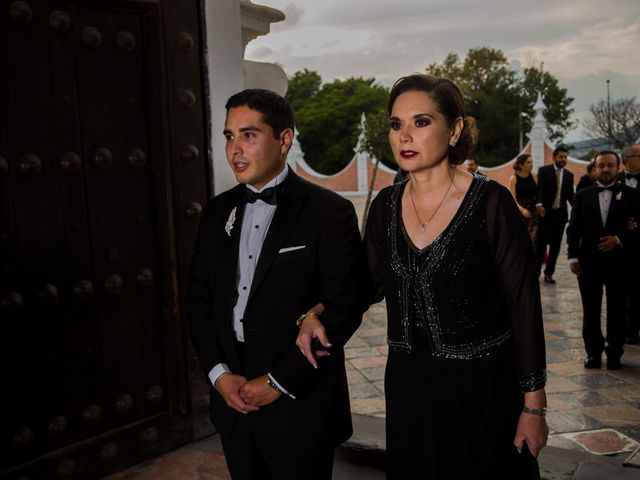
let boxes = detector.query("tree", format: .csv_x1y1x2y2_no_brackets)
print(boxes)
287,71,391,174
520,64,575,142
425,48,575,166
582,97,640,149
286,69,321,112
358,109,394,233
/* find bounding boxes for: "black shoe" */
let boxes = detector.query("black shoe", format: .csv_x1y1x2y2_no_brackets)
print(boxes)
544,274,556,284
627,335,640,345
607,358,622,370
583,355,601,368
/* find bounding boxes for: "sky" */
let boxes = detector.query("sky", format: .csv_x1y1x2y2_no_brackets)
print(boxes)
245,0,640,142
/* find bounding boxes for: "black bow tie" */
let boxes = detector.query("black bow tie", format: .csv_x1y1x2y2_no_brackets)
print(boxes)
244,186,278,205
626,173,640,180
597,185,615,193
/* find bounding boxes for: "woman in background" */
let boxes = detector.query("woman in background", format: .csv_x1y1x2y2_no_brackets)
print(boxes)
509,153,538,247
576,160,597,191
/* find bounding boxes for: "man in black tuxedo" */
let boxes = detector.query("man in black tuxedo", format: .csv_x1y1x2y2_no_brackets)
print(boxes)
567,151,640,370
186,89,363,479
536,146,574,283
618,144,640,344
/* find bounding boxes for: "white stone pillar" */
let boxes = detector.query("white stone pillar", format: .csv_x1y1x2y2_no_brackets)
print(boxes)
527,92,550,171
355,113,369,193
203,0,245,195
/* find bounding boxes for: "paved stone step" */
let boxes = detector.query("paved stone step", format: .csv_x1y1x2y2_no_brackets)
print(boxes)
342,413,640,480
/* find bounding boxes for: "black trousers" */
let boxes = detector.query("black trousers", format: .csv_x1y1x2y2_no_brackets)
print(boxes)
577,262,627,360
536,209,566,276
220,341,336,480
220,413,335,480
626,274,640,339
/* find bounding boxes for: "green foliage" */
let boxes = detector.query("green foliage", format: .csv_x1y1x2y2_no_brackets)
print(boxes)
359,109,394,167
286,69,321,112
426,47,575,167
287,71,390,174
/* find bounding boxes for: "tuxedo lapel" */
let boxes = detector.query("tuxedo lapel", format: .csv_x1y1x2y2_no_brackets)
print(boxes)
218,188,246,322
604,185,621,231
248,172,308,304
591,187,604,231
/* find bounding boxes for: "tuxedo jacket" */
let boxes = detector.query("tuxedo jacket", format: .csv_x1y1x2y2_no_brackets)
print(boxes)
186,170,364,446
536,164,574,220
566,183,640,268
617,171,640,191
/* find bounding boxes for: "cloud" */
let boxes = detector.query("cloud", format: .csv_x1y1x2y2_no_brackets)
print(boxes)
250,0,640,140
271,3,305,32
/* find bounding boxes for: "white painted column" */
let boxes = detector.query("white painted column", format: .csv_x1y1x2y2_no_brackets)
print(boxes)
203,0,245,195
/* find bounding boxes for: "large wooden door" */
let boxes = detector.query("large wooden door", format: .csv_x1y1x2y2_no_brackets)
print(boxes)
0,1,208,477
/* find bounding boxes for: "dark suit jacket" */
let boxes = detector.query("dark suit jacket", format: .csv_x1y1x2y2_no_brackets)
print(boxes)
617,171,640,191
185,170,363,446
576,174,594,192
566,183,640,268
536,164,574,221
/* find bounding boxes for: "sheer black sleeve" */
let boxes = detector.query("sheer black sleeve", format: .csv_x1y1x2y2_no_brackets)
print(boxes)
486,184,547,392
363,190,388,305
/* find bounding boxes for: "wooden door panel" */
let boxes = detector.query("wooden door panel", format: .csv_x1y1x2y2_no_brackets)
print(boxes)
0,0,207,477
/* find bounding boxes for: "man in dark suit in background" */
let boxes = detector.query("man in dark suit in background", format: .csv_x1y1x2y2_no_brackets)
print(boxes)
618,144,640,344
536,146,574,283
567,151,640,370
186,89,363,479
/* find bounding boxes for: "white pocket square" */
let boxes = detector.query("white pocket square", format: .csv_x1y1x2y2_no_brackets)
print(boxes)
278,245,306,254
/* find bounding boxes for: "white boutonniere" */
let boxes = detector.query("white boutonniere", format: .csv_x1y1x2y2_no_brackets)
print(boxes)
616,191,622,201
225,207,237,237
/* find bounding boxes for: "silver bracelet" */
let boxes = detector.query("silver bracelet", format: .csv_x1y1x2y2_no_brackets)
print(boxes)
522,406,547,417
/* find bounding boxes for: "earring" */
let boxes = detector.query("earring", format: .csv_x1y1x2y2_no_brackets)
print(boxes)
449,141,457,147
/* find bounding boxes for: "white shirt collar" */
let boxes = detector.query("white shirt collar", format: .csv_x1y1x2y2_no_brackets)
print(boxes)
246,164,289,193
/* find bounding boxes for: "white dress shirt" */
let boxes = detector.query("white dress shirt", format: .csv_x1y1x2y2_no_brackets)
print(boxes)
209,166,294,397
624,170,638,190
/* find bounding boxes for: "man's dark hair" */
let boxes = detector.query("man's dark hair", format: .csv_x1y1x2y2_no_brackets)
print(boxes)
594,149,620,165
225,89,295,138
552,146,569,157
466,155,479,164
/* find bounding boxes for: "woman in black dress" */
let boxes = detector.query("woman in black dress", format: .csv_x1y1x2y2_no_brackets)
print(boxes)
298,74,548,479
509,153,538,246
576,160,596,191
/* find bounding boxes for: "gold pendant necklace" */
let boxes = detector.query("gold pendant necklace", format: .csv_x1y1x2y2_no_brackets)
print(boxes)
409,169,454,233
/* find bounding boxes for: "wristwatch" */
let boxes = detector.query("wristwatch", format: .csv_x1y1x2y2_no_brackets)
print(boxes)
522,406,547,417
267,377,282,393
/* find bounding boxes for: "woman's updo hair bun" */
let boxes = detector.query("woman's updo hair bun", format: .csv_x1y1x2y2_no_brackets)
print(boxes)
450,116,478,165
388,74,479,166
513,154,530,172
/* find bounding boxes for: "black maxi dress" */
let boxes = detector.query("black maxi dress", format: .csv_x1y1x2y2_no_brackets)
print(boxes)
515,173,539,247
364,175,547,479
